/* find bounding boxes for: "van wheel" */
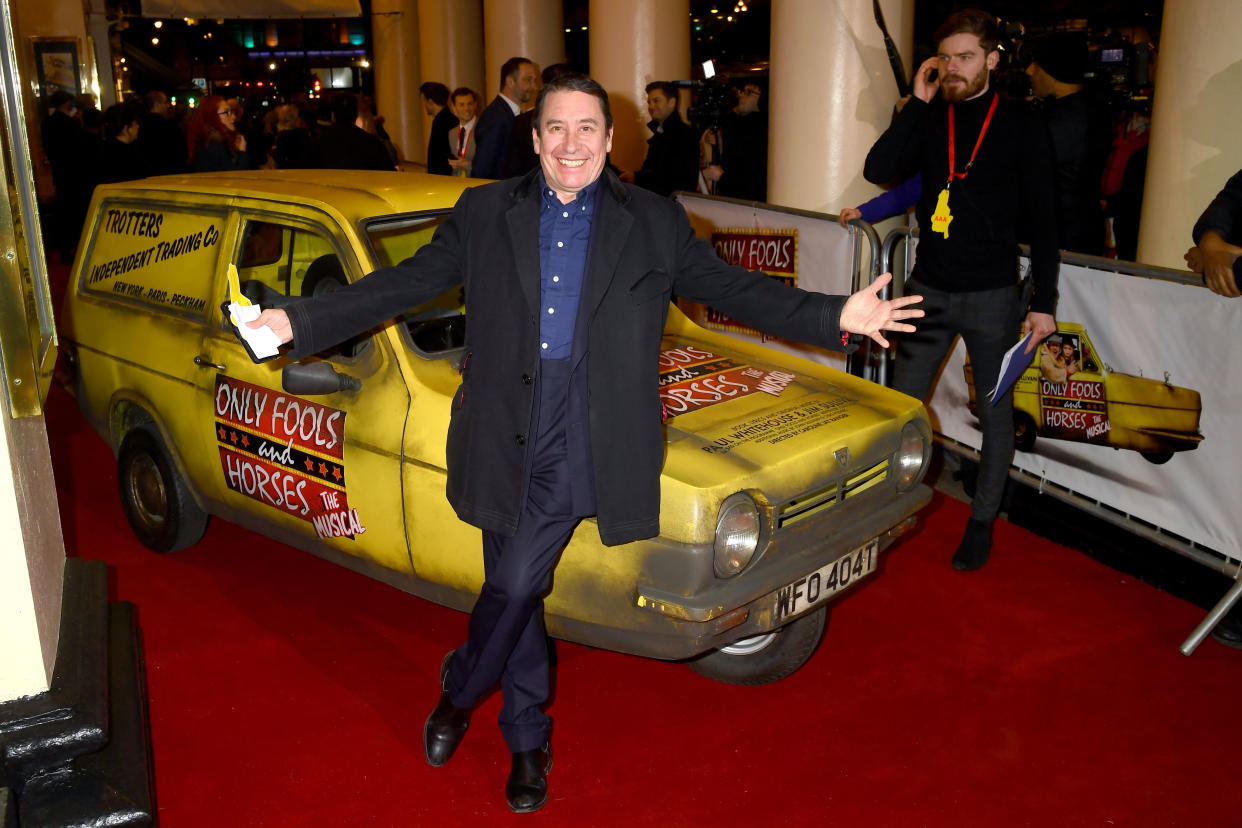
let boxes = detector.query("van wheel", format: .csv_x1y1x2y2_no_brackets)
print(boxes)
1014,410,1037,452
117,427,208,553
686,606,827,685
1141,451,1173,465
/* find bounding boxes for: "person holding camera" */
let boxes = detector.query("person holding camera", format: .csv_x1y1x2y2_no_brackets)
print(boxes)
701,81,767,201
863,8,1060,571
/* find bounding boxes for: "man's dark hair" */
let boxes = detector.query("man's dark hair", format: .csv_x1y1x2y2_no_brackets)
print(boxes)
532,73,613,131
450,87,477,105
331,93,360,128
499,57,534,90
542,63,574,85
934,8,1000,54
103,102,141,139
47,90,74,110
419,81,449,106
644,81,680,102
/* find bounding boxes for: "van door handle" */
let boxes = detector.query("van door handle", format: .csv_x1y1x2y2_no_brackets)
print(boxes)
194,355,227,371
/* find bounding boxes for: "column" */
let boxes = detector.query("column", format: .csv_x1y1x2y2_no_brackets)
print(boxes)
483,0,563,101
418,0,485,154
768,0,914,215
1137,1,1242,269
371,0,421,165
588,0,690,174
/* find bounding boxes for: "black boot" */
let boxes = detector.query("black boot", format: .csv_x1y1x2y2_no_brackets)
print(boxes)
952,518,994,571
505,743,552,813
424,651,471,767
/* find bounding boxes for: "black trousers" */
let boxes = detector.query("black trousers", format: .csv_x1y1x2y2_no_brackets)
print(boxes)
443,358,589,753
893,278,1023,523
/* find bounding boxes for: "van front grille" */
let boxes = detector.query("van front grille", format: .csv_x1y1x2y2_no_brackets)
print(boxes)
776,458,890,528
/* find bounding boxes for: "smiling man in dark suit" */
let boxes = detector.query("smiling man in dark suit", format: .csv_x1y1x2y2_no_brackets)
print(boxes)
250,73,922,814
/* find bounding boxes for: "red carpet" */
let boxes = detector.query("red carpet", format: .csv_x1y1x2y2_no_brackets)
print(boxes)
43,381,1242,826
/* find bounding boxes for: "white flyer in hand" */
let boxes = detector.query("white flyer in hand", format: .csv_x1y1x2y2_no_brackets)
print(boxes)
228,301,282,360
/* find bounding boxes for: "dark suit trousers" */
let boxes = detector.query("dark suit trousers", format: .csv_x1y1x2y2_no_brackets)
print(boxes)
443,357,588,753
892,279,1022,522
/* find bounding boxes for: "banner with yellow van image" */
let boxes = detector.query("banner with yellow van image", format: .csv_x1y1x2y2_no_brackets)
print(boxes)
963,322,1204,464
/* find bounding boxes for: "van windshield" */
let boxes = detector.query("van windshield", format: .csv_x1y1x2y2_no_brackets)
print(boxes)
363,213,463,358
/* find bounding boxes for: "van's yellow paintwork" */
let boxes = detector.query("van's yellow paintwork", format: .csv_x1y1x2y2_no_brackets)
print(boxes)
60,171,931,663
965,321,1203,463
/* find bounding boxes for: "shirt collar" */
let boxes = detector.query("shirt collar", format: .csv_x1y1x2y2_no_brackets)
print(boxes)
538,170,602,213
499,93,521,116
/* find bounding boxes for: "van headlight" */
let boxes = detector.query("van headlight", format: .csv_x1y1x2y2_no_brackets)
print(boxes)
896,420,930,492
714,492,761,578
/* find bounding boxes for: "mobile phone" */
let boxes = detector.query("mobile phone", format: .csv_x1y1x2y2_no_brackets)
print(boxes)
927,67,939,83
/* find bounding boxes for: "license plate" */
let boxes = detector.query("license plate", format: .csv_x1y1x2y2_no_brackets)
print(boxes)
772,538,879,623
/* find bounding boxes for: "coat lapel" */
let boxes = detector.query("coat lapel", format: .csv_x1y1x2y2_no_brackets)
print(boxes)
505,187,542,315
585,185,633,316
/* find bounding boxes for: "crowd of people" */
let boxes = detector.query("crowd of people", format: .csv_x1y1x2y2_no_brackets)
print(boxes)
419,58,770,203
39,88,398,261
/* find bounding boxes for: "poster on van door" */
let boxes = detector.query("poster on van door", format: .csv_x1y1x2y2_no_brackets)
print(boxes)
925,258,1242,556
213,375,367,540
674,194,857,370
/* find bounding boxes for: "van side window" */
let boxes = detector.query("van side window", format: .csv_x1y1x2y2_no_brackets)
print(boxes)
79,201,223,319
235,219,343,303
232,218,365,359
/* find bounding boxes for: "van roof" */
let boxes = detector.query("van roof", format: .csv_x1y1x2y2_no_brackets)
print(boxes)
98,170,479,220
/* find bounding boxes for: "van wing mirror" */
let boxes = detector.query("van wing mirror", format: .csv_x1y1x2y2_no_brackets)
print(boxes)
282,361,361,395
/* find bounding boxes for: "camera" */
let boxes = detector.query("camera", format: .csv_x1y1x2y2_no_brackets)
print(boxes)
674,77,735,132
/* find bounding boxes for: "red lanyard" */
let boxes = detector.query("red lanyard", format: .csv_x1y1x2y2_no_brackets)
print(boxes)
946,92,998,189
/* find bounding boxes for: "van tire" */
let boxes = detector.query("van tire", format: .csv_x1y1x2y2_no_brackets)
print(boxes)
686,606,827,685
1014,410,1037,452
117,427,209,553
1141,451,1173,465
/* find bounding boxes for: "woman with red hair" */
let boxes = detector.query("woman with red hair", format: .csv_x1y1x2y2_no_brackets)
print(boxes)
187,95,249,172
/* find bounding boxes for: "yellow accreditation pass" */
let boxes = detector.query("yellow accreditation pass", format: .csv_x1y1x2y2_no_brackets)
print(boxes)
225,263,251,326
931,189,953,238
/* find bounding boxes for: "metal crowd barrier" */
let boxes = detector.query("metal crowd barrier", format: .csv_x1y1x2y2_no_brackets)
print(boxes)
878,225,1241,655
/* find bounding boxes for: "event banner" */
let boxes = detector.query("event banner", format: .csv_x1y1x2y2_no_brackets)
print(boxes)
925,257,1242,555
674,194,858,369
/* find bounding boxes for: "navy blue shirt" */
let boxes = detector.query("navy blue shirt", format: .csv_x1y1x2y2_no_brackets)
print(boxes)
537,173,600,359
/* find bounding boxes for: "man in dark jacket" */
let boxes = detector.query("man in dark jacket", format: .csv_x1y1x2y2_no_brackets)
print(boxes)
99,102,146,184
1026,32,1110,255
42,90,94,262
299,93,395,171
251,74,921,813
420,81,457,175
471,57,538,179
620,81,700,197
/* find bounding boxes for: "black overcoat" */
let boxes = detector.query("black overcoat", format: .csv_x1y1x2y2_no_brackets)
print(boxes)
287,169,850,545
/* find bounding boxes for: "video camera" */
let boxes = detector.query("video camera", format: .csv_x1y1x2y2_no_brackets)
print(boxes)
674,61,737,132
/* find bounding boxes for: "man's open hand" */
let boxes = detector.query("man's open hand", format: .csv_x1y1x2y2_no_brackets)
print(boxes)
838,272,923,348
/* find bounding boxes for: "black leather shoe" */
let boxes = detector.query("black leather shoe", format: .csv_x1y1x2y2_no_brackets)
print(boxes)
505,743,552,814
424,651,471,767
952,518,994,571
